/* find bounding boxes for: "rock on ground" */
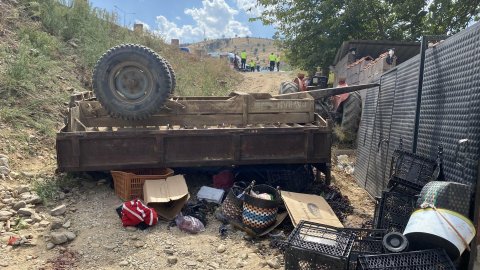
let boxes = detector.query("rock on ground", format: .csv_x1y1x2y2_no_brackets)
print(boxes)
0,210,12,221
267,258,281,269
12,201,26,211
50,205,67,216
46,242,55,250
17,208,35,216
167,256,178,264
50,232,68,245
65,231,76,241
216,244,226,253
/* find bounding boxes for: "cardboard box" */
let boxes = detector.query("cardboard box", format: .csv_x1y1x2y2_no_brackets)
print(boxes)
143,175,190,220
281,191,343,228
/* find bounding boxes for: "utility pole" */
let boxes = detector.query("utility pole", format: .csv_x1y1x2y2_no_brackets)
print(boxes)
114,5,135,27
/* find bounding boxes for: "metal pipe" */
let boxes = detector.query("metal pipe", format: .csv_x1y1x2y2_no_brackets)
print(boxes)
276,83,379,100
412,36,427,153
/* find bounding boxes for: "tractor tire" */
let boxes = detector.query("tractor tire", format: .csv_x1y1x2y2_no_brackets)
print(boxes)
340,91,362,141
164,59,176,95
92,44,172,120
279,81,299,94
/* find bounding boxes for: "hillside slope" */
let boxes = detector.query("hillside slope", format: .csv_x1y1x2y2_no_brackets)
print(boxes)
0,0,241,174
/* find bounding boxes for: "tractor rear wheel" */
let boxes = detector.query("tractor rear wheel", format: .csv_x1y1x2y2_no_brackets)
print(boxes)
340,91,362,142
279,81,299,94
92,44,172,120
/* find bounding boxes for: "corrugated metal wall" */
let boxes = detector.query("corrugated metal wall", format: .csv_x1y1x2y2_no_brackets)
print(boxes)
354,22,480,197
355,85,379,189
366,71,397,196
416,24,480,188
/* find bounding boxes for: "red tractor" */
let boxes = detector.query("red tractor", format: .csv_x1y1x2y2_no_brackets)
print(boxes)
279,78,362,143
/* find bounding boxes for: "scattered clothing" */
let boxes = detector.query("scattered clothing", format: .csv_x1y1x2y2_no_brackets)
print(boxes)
119,199,158,228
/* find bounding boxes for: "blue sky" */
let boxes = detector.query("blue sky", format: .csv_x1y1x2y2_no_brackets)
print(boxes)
89,0,276,44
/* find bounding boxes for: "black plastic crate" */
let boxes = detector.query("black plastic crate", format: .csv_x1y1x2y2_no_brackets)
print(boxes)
285,221,355,270
355,249,455,270
285,246,347,270
388,149,439,192
387,184,420,196
374,191,416,232
341,228,386,270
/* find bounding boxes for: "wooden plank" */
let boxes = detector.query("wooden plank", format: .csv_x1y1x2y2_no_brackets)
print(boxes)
80,111,314,128
248,113,311,124
79,99,244,116
69,107,86,132
249,99,314,114
249,93,273,99
83,114,244,127
235,93,250,126
172,96,231,101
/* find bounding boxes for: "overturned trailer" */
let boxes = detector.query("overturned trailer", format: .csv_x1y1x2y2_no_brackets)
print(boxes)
56,84,377,184
56,41,377,186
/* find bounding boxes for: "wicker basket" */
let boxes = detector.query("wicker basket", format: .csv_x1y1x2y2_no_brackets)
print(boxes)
222,186,244,222
111,168,174,201
242,184,281,233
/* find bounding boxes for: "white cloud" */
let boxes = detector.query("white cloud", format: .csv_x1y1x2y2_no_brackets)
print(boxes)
175,16,181,20
154,0,252,43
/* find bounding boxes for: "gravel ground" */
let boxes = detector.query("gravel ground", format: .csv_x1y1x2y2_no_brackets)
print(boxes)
0,155,373,270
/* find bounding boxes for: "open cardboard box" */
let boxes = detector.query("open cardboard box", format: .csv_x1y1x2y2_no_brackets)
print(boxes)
281,191,343,228
143,175,190,220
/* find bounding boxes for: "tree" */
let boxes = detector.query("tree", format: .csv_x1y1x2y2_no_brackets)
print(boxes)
256,0,480,72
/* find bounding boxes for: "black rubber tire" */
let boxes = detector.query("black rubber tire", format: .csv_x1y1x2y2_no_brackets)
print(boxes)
92,44,172,120
279,81,299,94
340,91,362,140
164,59,176,95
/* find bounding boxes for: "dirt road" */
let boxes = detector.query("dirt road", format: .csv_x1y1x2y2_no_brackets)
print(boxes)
233,71,294,95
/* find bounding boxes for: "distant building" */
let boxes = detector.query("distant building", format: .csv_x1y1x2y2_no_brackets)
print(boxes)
133,23,143,33
171,39,180,47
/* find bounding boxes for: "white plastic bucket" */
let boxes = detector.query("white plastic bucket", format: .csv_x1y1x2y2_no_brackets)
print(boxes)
404,208,476,260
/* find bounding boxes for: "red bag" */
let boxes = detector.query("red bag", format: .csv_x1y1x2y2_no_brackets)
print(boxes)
121,199,158,227
213,170,234,189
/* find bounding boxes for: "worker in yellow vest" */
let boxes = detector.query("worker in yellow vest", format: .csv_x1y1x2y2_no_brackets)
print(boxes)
240,50,247,70
249,59,256,72
276,55,281,72
269,53,276,71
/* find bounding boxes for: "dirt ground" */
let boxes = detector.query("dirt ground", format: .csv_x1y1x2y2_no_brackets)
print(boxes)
232,71,294,95
0,71,375,270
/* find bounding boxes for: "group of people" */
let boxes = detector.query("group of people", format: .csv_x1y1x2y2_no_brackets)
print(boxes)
268,52,280,72
235,50,281,72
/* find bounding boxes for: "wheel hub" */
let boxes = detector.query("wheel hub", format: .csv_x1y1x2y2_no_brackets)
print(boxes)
109,62,154,102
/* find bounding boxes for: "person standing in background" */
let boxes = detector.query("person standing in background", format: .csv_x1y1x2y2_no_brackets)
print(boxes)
269,53,276,71
249,59,256,72
241,49,247,70
276,55,280,71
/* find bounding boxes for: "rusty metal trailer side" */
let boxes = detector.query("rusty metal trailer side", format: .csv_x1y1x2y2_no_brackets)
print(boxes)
56,122,331,172
57,91,332,173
